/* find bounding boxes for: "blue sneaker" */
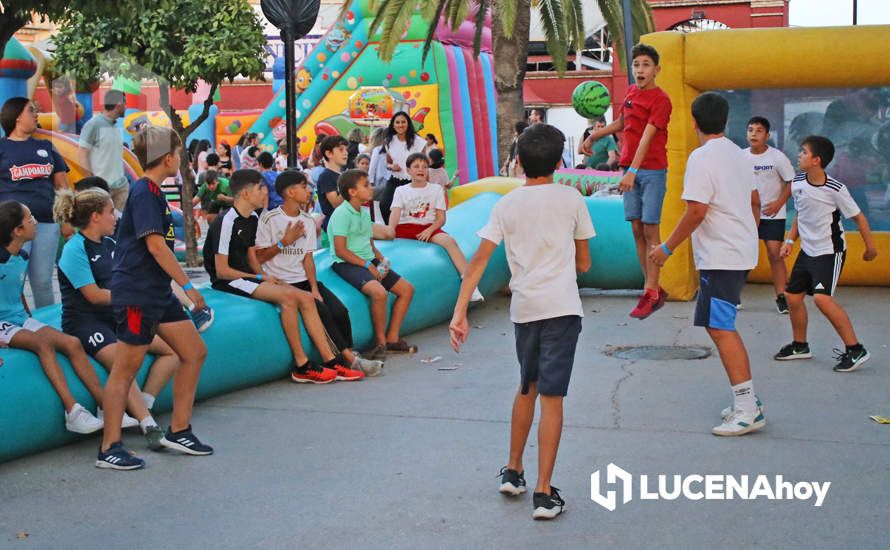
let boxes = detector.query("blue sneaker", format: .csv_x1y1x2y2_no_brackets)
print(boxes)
96,441,145,470
191,306,214,333
160,425,214,456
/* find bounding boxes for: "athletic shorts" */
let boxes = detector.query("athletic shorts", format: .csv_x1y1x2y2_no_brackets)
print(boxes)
786,251,845,297
758,218,786,242
332,259,401,292
623,168,667,224
514,315,582,397
395,223,446,240
66,318,117,356
694,270,748,331
114,295,189,346
212,277,262,298
0,317,46,346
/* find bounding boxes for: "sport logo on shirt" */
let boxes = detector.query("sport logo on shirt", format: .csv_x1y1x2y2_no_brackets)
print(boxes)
9,163,53,181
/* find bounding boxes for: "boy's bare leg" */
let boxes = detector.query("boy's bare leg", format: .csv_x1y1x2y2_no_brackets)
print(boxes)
706,327,751,385
813,294,858,346
507,383,538,474
141,337,180,397
9,330,78,411
431,233,469,275
362,280,389,346
765,241,787,296
101,342,149,451
291,288,338,362
631,220,648,283
40,327,105,407
386,279,414,343
786,291,808,342
252,283,311,364
156,320,207,432
95,344,153,422
536,394,564,494
642,223,662,290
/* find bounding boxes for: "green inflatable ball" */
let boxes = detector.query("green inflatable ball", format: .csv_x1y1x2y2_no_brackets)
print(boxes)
572,81,611,119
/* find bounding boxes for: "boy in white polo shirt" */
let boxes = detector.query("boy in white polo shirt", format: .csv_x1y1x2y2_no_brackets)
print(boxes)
775,135,877,372
449,123,595,521
650,92,763,437
744,116,796,313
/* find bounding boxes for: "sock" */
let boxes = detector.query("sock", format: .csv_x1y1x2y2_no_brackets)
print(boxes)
731,380,757,415
294,360,310,372
323,357,341,369
140,416,158,434
846,343,863,353
141,392,155,410
792,340,808,348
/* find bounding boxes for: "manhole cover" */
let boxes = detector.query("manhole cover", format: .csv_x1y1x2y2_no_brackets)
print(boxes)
604,345,711,361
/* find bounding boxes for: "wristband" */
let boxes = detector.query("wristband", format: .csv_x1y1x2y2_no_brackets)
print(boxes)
256,274,263,281
661,243,672,256
182,281,194,291
628,167,639,175
276,240,285,250
365,259,372,269
784,239,794,245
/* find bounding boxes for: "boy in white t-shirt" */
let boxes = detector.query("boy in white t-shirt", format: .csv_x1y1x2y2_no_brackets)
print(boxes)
389,153,483,302
650,92,764,437
450,124,595,521
745,116,796,313
775,136,877,372
254,170,383,377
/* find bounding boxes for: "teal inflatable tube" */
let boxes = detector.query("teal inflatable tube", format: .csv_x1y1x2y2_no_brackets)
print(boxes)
0,193,509,463
580,196,644,289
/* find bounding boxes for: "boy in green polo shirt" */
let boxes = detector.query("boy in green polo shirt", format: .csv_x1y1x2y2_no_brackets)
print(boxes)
329,170,416,359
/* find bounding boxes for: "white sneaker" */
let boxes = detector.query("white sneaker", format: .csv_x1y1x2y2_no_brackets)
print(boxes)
720,395,764,419
470,287,485,303
712,408,765,436
354,356,384,377
97,407,140,430
64,403,104,434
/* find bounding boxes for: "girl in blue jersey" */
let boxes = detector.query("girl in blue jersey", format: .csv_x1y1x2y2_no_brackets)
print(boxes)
55,187,180,450
0,200,106,434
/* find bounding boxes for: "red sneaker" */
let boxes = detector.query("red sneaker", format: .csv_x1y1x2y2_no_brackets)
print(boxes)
656,287,668,309
630,289,664,320
290,362,337,384
332,362,365,381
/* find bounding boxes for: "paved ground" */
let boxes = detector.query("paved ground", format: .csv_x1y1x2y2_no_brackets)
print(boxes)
2,284,889,549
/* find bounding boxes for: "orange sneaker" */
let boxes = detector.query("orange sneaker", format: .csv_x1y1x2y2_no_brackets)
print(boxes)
290,361,337,384
630,288,664,320
331,362,365,381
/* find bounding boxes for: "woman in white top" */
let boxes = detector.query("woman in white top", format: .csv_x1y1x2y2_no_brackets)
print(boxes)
380,112,426,224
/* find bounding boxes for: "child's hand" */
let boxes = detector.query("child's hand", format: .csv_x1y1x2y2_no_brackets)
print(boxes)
417,227,435,242
863,246,878,261
282,221,305,245
619,171,635,192
762,199,783,217
449,312,469,352
648,243,670,267
780,242,793,258
185,288,206,310
369,264,383,280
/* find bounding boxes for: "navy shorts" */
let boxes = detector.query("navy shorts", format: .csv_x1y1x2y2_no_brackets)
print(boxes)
212,277,262,298
758,218,786,242
114,295,190,346
332,259,401,292
786,251,845,297
514,315,582,397
623,168,667,224
694,270,748,331
66,318,117,356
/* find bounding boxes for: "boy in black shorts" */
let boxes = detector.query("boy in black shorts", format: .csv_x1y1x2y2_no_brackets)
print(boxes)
328,170,416,359
776,136,877,372
99,126,212,470
204,169,365,383
450,124,595,520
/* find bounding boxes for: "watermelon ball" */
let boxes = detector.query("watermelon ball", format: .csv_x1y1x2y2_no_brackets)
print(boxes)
572,81,611,119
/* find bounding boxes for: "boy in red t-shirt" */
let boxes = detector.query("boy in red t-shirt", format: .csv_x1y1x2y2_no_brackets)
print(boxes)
582,44,672,319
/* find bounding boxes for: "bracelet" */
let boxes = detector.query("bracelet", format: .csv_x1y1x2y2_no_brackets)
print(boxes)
661,243,672,256
256,274,263,281
276,240,285,250
365,259,372,269
784,239,794,245
182,281,194,291
628,167,639,175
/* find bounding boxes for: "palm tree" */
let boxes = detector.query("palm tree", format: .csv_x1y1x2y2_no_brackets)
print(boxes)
364,0,654,165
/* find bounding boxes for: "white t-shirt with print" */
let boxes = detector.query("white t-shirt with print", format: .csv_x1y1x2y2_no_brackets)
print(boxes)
385,136,426,181
391,182,446,226
744,146,795,219
478,184,595,323
791,173,860,257
681,137,758,271
255,207,317,283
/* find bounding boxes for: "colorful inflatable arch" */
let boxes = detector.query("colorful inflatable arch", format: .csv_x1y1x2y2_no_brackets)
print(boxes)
244,0,498,183
646,26,890,300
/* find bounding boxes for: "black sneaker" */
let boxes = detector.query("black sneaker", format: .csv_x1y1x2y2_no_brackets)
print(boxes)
774,342,812,361
532,487,565,520
160,425,214,456
833,346,870,372
96,441,145,470
775,294,789,314
498,466,526,496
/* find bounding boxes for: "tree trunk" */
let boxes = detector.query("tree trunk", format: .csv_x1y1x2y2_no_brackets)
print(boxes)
492,0,531,170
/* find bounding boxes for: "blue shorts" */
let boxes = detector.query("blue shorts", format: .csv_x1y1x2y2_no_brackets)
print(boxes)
694,270,748,331
332,259,401,292
114,295,189,346
514,315,582,397
66,317,117,356
623,168,667,224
